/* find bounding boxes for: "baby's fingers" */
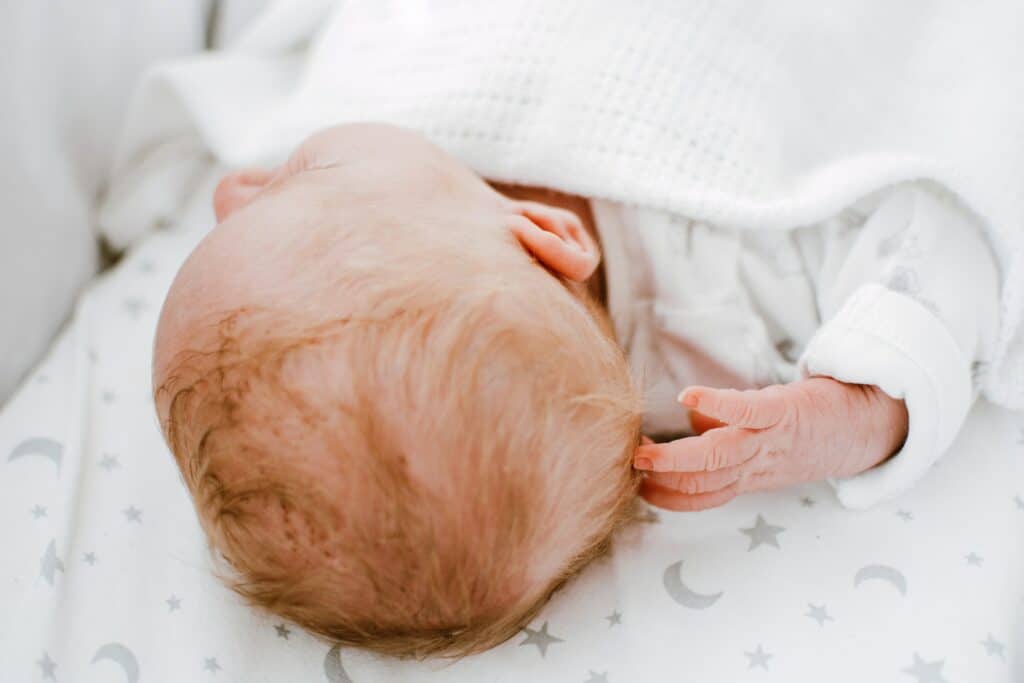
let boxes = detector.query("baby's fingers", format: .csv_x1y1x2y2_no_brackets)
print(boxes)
679,385,791,429
635,427,763,473
646,463,743,495
640,479,739,512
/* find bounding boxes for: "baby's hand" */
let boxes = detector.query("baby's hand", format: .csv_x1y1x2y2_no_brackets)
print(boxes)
634,377,908,511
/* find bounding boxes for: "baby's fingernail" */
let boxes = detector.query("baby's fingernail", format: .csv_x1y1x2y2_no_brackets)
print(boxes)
634,456,653,470
678,391,698,407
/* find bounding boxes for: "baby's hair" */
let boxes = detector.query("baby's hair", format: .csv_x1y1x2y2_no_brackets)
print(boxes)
157,230,642,658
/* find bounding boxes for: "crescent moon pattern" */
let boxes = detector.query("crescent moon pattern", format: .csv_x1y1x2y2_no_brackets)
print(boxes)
854,565,907,596
92,642,140,683
8,437,62,475
324,645,354,683
663,560,724,609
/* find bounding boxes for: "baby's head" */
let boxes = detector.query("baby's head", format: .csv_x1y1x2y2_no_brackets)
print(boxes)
154,124,641,657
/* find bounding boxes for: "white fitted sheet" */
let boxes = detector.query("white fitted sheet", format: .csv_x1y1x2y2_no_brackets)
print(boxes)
2,172,1023,683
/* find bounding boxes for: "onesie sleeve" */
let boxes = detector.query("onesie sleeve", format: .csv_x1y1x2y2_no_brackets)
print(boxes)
797,185,1000,509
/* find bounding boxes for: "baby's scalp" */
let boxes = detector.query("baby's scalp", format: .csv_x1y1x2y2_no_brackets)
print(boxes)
154,125,643,657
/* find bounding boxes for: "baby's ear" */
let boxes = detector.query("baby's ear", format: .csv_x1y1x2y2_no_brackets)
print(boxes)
508,200,600,282
213,168,275,222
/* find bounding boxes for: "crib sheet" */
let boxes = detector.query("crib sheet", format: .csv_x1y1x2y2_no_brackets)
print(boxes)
2,172,1023,683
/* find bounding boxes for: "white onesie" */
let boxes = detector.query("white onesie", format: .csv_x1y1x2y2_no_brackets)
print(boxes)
594,182,1000,509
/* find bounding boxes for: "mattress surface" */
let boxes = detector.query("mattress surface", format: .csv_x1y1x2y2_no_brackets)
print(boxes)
2,173,1022,682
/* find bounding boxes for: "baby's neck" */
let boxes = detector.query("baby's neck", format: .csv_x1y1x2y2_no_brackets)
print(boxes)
489,182,608,305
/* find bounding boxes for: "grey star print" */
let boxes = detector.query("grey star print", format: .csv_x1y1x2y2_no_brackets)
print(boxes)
167,595,182,612
40,539,64,585
38,652,57,680
99,454,120,471
897,510,914,521
805,604,833,626
275,624,291,639
585,671,609,683
980,633,1005,659
83,552,97,566
519,622,563,657
965,552,983,567
31,504,47,519
800,496,815,508
745,644,772,670
605,611,622,627
902,653,946,683
740,515,785,550
123,506,142,523
204,657,221,673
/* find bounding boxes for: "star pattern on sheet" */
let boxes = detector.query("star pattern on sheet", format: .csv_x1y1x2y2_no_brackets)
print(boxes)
40,540,64,585
519,622,563,657
805,603,833,626
902,653,945,683
745,644,772,670
980,633,1005,659
740,515,784,550
5,227,1020,683
38,652,57,680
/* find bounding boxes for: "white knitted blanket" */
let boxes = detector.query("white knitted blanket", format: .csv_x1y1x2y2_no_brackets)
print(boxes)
103,0,1024,409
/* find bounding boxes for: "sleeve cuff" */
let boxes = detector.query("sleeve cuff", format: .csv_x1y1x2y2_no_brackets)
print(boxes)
797,283,973,509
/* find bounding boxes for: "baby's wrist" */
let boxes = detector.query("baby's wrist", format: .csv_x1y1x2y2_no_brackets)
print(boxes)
801,377,909,465
859,383,909,459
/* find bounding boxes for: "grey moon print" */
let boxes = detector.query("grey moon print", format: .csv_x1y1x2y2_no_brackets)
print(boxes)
92,643,140,683
8,437,62,474
663,560,724,609
324,645,354,683
854,565,907,596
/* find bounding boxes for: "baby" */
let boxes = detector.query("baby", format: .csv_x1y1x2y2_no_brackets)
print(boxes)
153,123,997,657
